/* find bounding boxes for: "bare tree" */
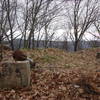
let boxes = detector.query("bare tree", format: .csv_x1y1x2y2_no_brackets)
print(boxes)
0,0,10,60
16,0,30,48
19,0,30,48
4,0,18,50
94,20,100,39
27,0,44,49
0,0,5,61
17,0,61,49
64,0,99,51
41,0,63,48
18,0,53,49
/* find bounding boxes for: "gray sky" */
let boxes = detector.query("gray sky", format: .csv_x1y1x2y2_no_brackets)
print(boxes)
14,0,100,41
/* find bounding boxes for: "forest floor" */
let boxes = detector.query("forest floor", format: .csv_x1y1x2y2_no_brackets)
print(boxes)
0,47,100,100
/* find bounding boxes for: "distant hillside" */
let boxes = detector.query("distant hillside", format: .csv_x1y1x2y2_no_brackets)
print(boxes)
3,39,100,51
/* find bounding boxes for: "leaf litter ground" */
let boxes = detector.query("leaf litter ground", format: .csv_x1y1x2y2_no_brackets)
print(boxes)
0,48,100,100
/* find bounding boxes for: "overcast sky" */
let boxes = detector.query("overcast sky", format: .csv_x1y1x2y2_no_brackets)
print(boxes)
12,0,100,41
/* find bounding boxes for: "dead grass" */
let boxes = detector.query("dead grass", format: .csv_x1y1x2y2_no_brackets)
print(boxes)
22,47,100,70
0,47,100,70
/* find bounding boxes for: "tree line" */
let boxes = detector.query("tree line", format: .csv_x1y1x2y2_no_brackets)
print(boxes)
0,0,100,51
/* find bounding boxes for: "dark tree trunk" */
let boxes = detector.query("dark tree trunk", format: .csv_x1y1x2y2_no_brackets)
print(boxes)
74,40,78,51
32,32,35,49
0,35,3,61
28,33,31,49
6,0,14,50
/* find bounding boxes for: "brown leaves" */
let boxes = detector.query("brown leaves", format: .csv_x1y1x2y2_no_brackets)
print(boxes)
0,48,100,100
0,68,100,100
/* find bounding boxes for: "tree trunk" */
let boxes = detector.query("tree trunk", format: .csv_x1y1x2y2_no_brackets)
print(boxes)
74,40,78,51
32,32,35,49
28,33,32,49
0,34,3,61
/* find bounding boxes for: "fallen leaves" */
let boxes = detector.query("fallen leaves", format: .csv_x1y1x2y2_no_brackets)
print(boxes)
0,68,99,100
0,48,100,100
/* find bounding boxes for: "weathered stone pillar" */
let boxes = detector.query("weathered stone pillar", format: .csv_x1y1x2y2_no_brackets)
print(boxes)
0,61,30,89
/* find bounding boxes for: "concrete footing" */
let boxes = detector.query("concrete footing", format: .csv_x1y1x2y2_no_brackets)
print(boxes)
0,61,31,89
